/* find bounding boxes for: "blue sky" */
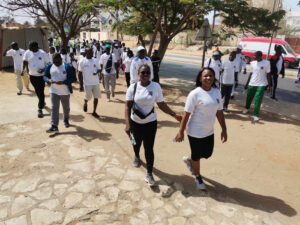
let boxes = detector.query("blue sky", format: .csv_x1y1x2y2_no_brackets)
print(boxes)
283,0,300,11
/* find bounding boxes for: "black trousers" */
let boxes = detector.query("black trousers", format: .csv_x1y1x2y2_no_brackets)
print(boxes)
78,73,84,90
131,119,157,174
271,74,279,98
221,84,233,109
125,72,130,87
153,72,160,83
29,76,45,110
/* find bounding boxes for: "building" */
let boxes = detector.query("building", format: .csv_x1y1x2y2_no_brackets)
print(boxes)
286,11,300,31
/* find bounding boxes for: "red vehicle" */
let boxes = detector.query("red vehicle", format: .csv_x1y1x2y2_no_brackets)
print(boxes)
239,37,300,68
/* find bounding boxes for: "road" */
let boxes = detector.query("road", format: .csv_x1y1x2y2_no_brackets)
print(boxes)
159,54,300,120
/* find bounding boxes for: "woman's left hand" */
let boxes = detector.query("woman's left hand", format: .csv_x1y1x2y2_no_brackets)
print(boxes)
174,114,182,122
221,129,227,143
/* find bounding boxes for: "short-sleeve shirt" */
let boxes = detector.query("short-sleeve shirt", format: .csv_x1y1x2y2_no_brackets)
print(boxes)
113,48,122,61
99,53,117,75
23,49,49,76
78,58,100,86
204,58,222,78
185,87,223,138
126,81,164,124
124,57,133,73
130,57,154,84
6,48,25,71
249,60,270,86
49,64,70,95
221,59,238,85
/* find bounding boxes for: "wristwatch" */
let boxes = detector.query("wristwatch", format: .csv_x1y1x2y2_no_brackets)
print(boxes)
170,112,176,117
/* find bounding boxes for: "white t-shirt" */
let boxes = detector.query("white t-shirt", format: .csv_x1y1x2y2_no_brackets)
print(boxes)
78,58,100,86
48,53,54,63
113,48,122,61
249,60,270,86
130,57,154,84
234,53,246,72
126,81,164,124
49,64,70,95
99,53,117,75
204,58,222,78
124,57,133,73
185,87,223,138
23,49,49,76
61,54,71,64
93,47,103,60
121,52,127,63
276,57,283,75
6,48,25,71
221,59,238,85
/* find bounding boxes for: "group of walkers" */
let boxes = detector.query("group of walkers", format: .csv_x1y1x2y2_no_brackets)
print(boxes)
3,39,291,190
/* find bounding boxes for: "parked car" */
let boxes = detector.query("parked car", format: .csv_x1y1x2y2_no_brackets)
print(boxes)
239,37,300,68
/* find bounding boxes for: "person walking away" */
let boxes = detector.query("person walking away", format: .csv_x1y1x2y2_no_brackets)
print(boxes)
221,51,238,112
78,48,101,118
76,39,81,55
113,44,122,79
48,47,56,63
100,45,118,101
124,50,134,87
130,46,154,84
43,53,76,132
231,45,247,99
72,41,76,55
204,51,222,85
243,51,271,121
77,49,86,92
60,48,71,64
270,45,285,101
151,50,161,83
125,64,181,186
54,38,60,52
93,42,103,60
175,67,227,190
3,42,29,95
22,41,49,118
121,47,128,74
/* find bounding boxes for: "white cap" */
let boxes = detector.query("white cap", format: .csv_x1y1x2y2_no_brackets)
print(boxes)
137,46,145,52
212,51,220,56
237,45,243,50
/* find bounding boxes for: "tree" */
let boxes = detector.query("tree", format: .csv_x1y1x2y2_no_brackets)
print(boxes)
34,16,46,27
0,0,97,48
23,20,31,25
97,0,285,60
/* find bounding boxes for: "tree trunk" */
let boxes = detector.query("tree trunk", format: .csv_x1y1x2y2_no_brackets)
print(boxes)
61,38,69,50
147,9,163,57
138,35,146,49
157,34,171,61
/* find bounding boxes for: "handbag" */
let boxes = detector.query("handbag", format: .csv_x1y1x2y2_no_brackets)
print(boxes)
132,83,154,119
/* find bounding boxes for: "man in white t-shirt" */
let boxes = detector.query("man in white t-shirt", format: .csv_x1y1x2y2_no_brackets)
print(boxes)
78,48,101,118
100,45,118,101
130,46,154,84
93,42,103,60
22,41,50,118
112,44,122,78
60,48,71,64
77,49,86,92
243,51,271,121
48,46,56,63
43,53,76,132
221,51,238,112
204,51,222,83
3,42,29,94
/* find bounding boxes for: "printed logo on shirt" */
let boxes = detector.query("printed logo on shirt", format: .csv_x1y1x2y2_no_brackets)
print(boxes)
63,71,66,74
218,64,221,67
216,98,220,104
94,64,96,67
148,91,153,96
38,57,42,60
20,54,22,56
261,66,264,70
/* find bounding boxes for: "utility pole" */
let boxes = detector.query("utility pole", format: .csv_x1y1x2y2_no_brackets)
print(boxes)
266,0,278,60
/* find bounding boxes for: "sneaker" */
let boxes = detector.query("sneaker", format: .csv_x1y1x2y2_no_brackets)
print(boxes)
64,120,70,128
253,116,259,122
195,175,206,190
38,109,44,118
182,156,193,174
242,109,248,114
133,157,141,167
92,112,99,118
17,91,22,95
107,99,111,102
80,88,84,92
223,108,229,113
46,125,59,133
230,95,234,99
145,174,156,186
271,96,278,101
83,104,87,112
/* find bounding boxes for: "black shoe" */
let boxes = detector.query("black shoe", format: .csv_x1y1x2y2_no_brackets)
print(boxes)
133,157,141,167
46,125,59,133
230,95,234,99
271,96,278,101
92,112,99,118
17,91,22,95
80,88,84,92
38,109,44,118
64,120,70,128
235,83,238,88
83,104,87,112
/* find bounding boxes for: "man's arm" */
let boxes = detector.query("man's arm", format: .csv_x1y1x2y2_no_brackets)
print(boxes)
3,46,11,57
244,72,252,89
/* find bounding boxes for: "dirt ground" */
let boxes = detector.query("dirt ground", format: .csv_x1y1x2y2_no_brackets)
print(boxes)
0,70,300,224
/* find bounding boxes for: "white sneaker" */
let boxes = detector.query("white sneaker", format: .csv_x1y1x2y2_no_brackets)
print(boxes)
145,174,156,187
242,109,248,114
107,99,111,102
195,175,206,190
182,156,193,174
253,116,259,121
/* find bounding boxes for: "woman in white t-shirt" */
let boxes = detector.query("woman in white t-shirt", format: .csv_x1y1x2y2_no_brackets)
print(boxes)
124,50,134,87
125,64,181,186
175,67,227,190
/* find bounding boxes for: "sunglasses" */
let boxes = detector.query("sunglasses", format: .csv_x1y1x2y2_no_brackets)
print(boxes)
140,71,151,75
